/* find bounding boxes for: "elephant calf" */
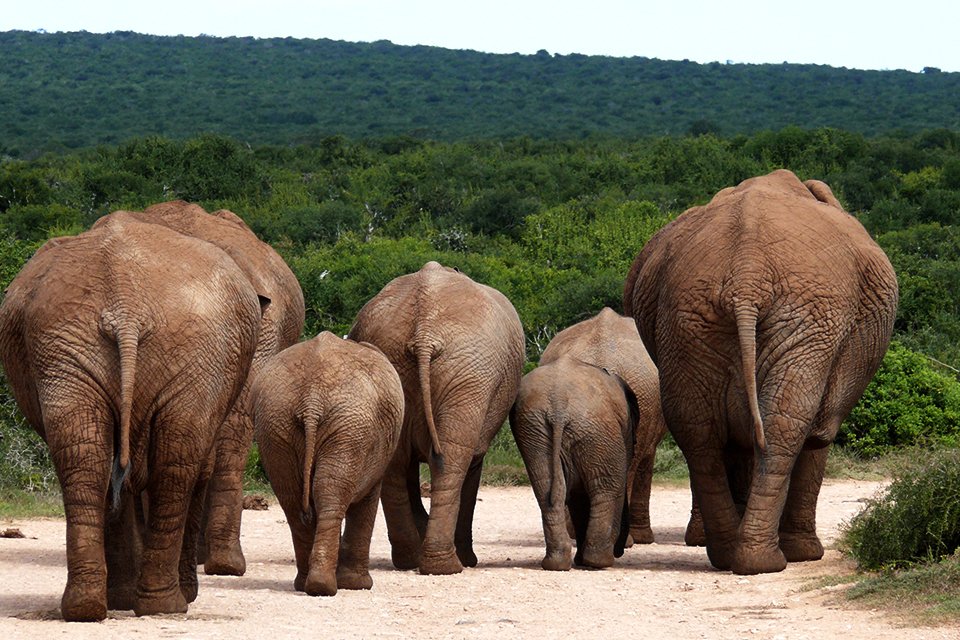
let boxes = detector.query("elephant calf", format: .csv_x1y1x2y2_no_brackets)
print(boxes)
510,355,637,570
251,332,404,596
539,306,668,545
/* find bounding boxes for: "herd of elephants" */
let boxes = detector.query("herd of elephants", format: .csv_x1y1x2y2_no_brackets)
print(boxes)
0,168,899,622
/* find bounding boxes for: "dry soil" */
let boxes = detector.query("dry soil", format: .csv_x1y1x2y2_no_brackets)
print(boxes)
1,480,956,639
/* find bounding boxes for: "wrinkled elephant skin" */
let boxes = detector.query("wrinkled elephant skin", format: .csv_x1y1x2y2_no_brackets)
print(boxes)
94,200,305,576
0,217,262,620
539,307,669,545
251,332,403,596
348,262,525,575
511,355,636,570
623,170,898,575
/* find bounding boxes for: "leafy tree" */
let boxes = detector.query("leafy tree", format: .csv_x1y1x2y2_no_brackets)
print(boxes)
839,342,960,457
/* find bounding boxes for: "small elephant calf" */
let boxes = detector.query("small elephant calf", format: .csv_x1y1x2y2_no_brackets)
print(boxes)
251,332,404,595
510,355,637,570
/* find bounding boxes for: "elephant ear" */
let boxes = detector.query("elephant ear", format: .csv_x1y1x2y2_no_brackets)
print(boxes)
257,294,271,316
803,179,843,210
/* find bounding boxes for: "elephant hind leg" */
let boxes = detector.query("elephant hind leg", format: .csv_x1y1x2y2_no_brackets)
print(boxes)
778,447,827,563
381,451,424,571
419,445,472,576
105,491,143,611
569,491,591,567
179,470,210,604
454,455,483,568
201,410,251,577
579,493,621,569
336,486,380,591
45,403,112,621
304,463,358,596
627,450,656,545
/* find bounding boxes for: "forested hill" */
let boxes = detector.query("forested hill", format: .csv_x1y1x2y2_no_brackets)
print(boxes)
2,29,959,156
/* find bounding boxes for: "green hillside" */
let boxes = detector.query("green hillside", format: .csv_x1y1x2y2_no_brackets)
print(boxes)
2,30,959,156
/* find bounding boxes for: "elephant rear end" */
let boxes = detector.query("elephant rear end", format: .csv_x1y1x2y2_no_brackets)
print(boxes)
251,332,404,596
623,169,898,575
539,306,667,544
511,356,634,570
0,217,262,621
348,261,525,576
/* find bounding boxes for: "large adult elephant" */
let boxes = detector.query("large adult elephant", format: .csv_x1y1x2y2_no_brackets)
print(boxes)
348,261,525,575
93,200,305,576
539,307,667,545
0,216,263,620
623,169,898,575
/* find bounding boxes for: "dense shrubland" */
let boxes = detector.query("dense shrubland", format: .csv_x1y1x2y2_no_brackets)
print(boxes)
2,127,960,498
2,31,959,156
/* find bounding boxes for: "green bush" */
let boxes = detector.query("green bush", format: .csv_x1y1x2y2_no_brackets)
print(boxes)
840,448,960,569
839,342,960,457
0,376,57,495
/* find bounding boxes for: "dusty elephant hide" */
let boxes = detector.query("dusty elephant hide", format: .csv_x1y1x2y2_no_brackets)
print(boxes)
623,168,898,575
348,261,525,576
0,216,263,620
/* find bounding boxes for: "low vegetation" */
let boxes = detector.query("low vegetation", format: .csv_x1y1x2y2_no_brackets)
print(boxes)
835,449,960,624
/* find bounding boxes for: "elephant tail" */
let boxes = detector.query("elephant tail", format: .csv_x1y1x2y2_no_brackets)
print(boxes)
734,300,767,452
415,342,445,472
301,413,320,523
106,318,139,511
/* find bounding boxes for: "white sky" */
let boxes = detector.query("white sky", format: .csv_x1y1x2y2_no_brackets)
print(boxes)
3,0,958,73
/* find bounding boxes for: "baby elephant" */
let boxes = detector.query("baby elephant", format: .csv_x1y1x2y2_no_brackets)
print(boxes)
251,332,404,596
510,355,637,570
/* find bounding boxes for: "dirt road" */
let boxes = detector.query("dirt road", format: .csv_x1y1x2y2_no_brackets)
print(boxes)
0,480,953,639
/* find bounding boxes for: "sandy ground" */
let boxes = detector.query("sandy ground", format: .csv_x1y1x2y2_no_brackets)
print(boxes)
0,480,955,640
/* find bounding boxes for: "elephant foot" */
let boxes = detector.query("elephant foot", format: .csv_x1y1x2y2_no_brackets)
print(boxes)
456,544,478,568
203,542,246,576
704,537,738,571
779,532,824,563
304,567,338,597
179,574,199,604
391,546,421,571
575,545,614,569
61,583,107,622
419,550,463,575
336,567,373,590
106,585,138,612
684,515,706,547
134,586,188,617
630,526,655,545
731,545,787,575
541,549,572,571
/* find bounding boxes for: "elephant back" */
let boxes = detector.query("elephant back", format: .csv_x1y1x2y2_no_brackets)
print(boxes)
94,201,305,359
349,261,524,374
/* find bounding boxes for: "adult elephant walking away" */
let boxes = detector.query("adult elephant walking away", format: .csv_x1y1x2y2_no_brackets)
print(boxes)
251,332,404,596
623,169,898,575
0,217,262,620
539,307,667,545
94,200,306,576
348,261,525,575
